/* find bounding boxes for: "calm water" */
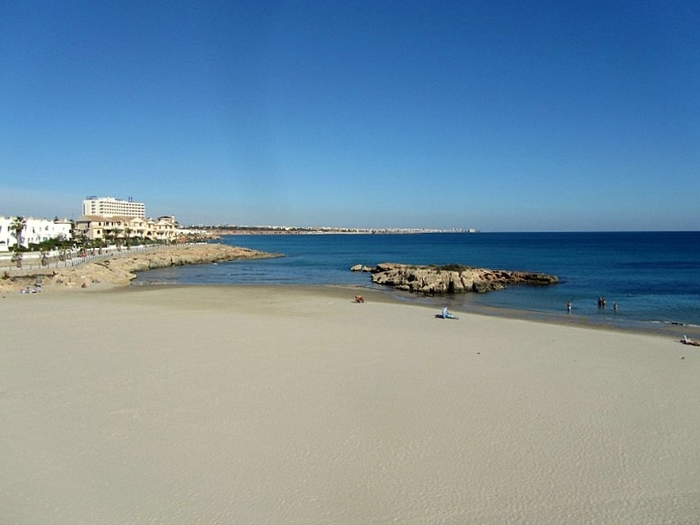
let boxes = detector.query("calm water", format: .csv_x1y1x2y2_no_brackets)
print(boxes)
135,232,700,329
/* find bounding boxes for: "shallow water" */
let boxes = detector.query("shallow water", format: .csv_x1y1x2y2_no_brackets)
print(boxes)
135,232,700,329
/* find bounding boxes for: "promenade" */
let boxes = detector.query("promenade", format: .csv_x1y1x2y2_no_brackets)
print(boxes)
0,244,175,273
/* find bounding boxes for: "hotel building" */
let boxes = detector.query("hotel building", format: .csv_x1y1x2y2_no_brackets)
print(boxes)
76,197,177,243
82,196,146,218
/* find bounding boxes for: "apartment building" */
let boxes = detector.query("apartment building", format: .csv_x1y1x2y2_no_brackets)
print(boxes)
82,196,146,218
74,215,177,244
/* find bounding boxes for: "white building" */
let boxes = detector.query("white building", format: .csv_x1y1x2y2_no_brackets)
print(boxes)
0,216,72,252
82,196,146,218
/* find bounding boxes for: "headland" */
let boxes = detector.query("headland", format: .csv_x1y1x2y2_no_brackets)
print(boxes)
0,242,280,293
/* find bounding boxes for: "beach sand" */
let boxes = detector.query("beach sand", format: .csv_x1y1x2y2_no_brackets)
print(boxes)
2,285,699,524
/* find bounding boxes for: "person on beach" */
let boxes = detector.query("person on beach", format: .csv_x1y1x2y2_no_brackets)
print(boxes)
440,307,457,319
567,302,572,314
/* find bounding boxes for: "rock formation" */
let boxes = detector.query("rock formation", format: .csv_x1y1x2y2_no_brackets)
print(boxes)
353,263,558,294
1,244,279,291
349,264,374,273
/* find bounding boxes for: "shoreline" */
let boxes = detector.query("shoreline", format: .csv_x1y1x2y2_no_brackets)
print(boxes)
126,282,700,341
13,278,700,341
3,282,699,523
0,242,279,293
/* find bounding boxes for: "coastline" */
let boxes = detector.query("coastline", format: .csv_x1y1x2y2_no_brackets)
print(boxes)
315,284,700,340
208,231,700,330
0,242,279,293
3,283,699,523
10,272,700,340
387,288,700,340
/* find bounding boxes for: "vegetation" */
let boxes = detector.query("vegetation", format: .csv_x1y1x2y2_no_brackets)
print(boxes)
10,216,26,249
5,218,175,268
430,264,476,273
9,216,27,267
28,234,74,252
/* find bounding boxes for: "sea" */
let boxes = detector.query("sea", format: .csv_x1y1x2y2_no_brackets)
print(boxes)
135,231,700,332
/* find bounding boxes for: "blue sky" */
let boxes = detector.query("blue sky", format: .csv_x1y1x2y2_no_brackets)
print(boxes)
1,1,698,231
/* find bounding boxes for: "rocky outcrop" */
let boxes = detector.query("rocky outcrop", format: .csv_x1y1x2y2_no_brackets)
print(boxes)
350,264,374,273
353,263,558,294
1,244,280,291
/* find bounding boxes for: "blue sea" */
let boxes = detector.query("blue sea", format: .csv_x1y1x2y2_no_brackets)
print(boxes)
135,232,700,330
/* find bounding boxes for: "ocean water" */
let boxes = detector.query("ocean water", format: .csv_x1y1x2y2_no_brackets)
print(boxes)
135,232,700,329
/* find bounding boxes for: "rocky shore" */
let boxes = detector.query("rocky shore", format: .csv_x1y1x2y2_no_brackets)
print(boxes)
352,262,558,294
1,244,279,292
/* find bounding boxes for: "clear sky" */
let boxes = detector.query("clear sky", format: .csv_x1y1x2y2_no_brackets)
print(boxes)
2,1,698,231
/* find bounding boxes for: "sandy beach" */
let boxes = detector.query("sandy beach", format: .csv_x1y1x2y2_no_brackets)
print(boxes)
2,285,699,524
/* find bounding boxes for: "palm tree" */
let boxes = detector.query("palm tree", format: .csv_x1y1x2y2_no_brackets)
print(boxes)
10,216,26,268
124,226,132,250
10,216,26,251
113,227,123,251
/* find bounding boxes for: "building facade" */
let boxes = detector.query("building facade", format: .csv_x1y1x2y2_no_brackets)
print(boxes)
82,196,146,218
74,215,177,244
0,216,72,252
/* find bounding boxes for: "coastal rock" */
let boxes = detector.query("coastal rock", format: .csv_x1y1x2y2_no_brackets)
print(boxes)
350,264,374,272
367,263,558,294
1,244,280,291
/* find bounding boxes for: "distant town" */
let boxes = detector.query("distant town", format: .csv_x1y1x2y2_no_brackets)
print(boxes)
200,225,478,235
1,195,478,255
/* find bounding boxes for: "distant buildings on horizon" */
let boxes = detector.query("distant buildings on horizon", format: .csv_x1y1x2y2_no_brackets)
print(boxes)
1,195,478,252
199,225,478,235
